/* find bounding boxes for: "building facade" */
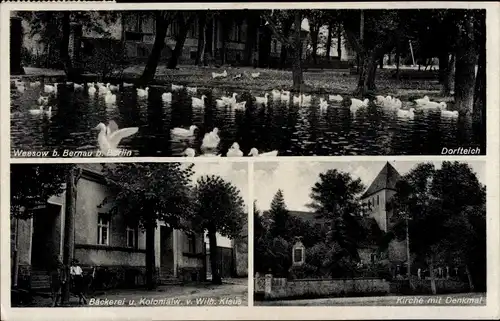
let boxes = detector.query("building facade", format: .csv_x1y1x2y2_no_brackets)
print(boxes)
11,164,205,291
360,162,409,274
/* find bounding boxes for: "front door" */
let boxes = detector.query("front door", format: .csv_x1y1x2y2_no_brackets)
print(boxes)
160,226,174,277
31,204,62,271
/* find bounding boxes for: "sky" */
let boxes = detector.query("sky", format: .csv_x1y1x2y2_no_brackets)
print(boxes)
254,161,486,212
189,162,249,248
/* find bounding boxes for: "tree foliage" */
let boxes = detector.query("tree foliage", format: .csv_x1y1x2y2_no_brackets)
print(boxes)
388,161,486,290
11,164,69,219
269,189,289,238
192,175,246,238
308,169,368,262
101,163,195,228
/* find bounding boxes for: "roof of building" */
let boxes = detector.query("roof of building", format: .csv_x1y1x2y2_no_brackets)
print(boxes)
362,162,401,199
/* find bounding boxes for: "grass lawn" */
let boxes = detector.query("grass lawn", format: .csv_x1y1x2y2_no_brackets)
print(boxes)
121,64,451,102
18,64,452,102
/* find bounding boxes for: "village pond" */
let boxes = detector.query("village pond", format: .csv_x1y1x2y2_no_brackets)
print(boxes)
10,83,485,157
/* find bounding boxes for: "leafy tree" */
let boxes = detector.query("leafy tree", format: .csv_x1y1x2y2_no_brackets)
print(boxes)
10,164,69,218
307,169,367,268
100,163,195,289
340,9,400,95
305,10,328,64
18,11,119,78
269,189,289,238
387,161,486,293
192,175,246,284
262,10,304,90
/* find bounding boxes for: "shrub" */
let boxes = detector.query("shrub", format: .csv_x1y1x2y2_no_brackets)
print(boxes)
288,263,320,280
81,38,128,80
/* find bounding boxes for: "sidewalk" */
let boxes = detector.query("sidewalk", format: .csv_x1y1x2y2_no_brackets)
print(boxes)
15,278,248,307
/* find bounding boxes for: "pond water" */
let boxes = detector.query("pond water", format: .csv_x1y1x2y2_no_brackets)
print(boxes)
10,82,485,157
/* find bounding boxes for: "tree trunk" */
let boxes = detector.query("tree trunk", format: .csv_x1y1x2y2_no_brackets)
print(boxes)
195,13,207,66
60,12,73,76
208,229,222,285
292,11,303,91
243,15,258,65
379,55,384,69
61,166,79,304
279,19,294,69
465,265,475,291
429,257,437,295
139,13,170,84
337,24,342,59
356,47,380,95
395,43,400,79
325,23,333,60
438,51,451,95
473,14,486,124
310,27,319,65
167,15,196,69
145,220,157,290
454,16,476,117
220,19,229,65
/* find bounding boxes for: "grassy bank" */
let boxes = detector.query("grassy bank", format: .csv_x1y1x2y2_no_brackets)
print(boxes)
16,65,452,102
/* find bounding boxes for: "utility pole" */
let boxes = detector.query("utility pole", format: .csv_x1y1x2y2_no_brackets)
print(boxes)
61,166,81,305
405,211,414,290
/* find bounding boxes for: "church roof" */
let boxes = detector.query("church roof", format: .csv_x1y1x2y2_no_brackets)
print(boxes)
362,162,401,199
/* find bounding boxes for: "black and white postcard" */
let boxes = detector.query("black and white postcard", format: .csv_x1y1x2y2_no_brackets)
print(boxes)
1,1,499,321
253,160,487,306
9,162,248,307
8,6,488,157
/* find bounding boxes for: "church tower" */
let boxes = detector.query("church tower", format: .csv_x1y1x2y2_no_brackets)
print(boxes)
361,162,401,232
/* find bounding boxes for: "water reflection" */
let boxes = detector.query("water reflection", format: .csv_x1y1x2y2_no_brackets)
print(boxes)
10,83,485,157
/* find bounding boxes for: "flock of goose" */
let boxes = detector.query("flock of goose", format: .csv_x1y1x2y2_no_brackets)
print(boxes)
13,76,459,157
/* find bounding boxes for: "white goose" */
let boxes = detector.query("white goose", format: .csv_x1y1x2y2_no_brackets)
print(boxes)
329,94,343,102
172,84,184,91
251,72,261,78
183,148,196,157
137,87,149,98
226,142,244,157
37,96,49,105
421,101,447,110
255,93,269,107
107,83,120,92
271,89,281,101
397,108,415,119
248,148,278,157
319,98,328,111
17,84,26,93
94,122,139,157
414,96,430,106
88,86,97,95
350,98,369,112
73,83,84,91
216,99,227,108
44,84,56,94
222,93,238,106
212,70,228,79
192,95,207,108
104,91,117,105
232,101,247,111
280,90,291,103
29,106,44,115
201,128,221,150
98,84,109,95
171,125,198,137
186,86,197,95
441,109,459,118
162,92,172,103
